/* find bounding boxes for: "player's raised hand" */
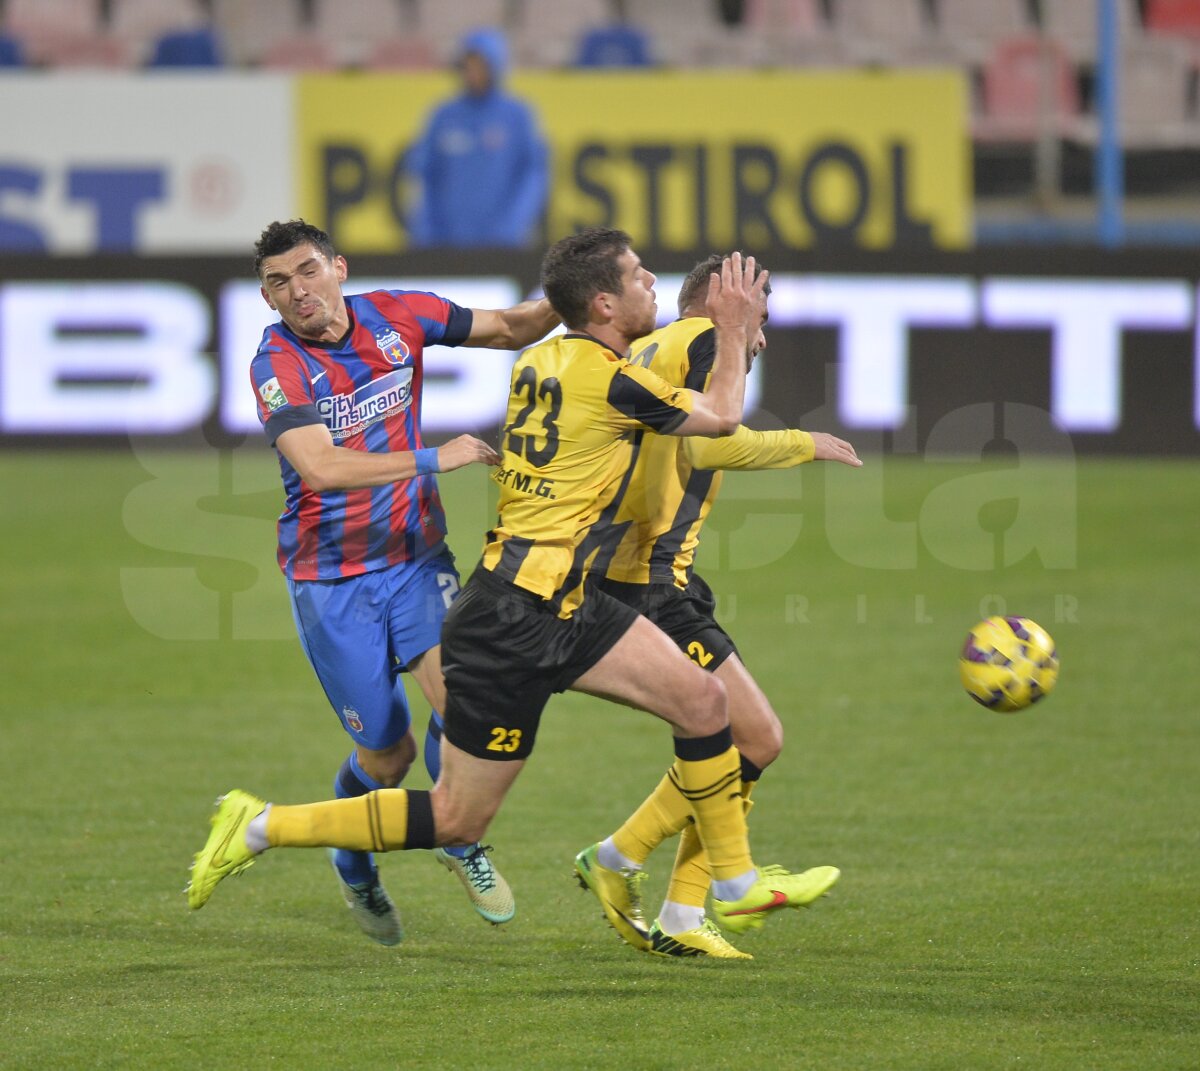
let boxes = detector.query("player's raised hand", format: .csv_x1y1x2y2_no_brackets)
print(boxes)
705,251,770,335
811,432,863,467
435,434,502,472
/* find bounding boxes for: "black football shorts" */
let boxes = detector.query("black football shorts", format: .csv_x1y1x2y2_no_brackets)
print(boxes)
440,566,639,760
598,574,739,673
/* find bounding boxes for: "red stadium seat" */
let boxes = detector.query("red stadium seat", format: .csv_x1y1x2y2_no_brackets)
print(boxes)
1146,0,1200,38
975,35,1082,142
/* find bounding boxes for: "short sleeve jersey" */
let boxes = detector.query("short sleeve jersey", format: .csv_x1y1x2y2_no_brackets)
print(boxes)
481,332,693,617
249,289,472,581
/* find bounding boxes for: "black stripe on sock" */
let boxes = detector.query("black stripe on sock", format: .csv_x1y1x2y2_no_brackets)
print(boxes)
366,791,384,853
740,754,764,784
673,726,734,762
404,789,436,850
674,768,741,802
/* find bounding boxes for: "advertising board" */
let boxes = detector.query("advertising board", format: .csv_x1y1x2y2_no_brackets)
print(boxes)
0,248,1195,455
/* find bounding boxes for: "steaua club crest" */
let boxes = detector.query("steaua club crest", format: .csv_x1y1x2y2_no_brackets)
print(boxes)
375,328,411,366
342,706,364,732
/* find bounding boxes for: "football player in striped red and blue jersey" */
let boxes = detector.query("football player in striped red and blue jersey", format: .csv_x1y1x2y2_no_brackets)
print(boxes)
248,219,558,944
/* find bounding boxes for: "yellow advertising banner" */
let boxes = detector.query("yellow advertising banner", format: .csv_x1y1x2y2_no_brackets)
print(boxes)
297,69,969,253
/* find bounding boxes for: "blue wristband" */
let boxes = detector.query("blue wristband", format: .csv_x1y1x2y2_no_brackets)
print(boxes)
413,448,440,476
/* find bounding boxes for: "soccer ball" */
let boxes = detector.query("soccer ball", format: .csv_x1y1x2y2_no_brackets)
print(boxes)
959,615,1059,712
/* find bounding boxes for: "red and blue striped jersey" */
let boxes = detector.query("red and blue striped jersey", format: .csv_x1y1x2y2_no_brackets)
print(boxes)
249,289,473,581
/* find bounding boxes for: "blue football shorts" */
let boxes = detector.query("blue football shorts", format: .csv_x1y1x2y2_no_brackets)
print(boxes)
287,547,460,751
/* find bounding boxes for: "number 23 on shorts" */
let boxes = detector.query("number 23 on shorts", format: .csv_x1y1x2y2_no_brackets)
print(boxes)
487,727,523,753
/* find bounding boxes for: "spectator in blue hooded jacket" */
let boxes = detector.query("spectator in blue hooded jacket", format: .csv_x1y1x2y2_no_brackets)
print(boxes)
405,28,549,249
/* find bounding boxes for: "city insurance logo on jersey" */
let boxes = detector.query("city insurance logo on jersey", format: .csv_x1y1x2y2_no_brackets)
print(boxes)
319,328,414,441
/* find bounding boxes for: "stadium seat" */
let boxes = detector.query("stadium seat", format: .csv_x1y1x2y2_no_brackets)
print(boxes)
626,0,723,37
257,33,340,71
1111,36,1200,147
110,0,207,56
930,0,1033,67
743,0,825,36
36,31,135,68
827,0,931,65
2,0,99,37
625,0,727,66
1039,0,1142,63
1145,0,1200,68
362,34,438,70
516,0,611,67
741,0,848,66
974,34,1082,143
211,0,306,67
312,0,406,65
1146,0,1200,38
1,0,101,64
147,27,223,68
412,0,510,57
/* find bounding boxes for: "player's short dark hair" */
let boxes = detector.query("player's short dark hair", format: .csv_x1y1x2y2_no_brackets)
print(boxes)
253,219,336,278
677,253,771,316
541,227,632,330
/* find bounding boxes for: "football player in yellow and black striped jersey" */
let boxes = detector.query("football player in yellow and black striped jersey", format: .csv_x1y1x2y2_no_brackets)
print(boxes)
578,253,862,958
186,230,846,947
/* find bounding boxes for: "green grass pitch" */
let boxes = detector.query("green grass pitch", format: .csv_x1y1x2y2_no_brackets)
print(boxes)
1,447,1197,1070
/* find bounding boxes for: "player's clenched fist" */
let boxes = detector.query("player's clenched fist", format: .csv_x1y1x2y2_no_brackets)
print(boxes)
436,434,502,472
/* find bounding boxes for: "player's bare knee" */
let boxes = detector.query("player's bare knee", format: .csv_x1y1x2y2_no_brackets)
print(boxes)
736,718,783,768
673,672,727,736
359,735,417,787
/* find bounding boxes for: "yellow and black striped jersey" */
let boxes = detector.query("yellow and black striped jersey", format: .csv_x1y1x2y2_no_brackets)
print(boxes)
605,316,815,588
481,332,693,617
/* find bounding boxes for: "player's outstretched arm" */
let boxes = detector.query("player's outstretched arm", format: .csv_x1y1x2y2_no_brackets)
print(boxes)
685,426,863,471
467,298,561,350
276,424,499,492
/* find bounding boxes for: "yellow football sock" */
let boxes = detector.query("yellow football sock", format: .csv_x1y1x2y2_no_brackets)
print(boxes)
665,779,757,906
611,771,692,866
665,822,707,908
267,789,434,852
671,739,751,881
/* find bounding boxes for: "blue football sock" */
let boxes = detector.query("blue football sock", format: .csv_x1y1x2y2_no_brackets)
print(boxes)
424,711,471,859
332,752,386,884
